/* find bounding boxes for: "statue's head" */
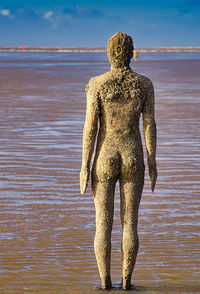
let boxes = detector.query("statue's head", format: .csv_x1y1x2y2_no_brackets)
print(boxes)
107,32,134,68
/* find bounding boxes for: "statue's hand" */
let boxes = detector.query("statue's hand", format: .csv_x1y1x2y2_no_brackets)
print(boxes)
80,167,90,195
148,161,157,192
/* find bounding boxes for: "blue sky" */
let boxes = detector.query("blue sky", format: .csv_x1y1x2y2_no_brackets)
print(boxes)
0,0,199,47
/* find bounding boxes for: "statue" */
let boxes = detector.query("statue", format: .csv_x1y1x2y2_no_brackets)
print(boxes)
80,32,157,290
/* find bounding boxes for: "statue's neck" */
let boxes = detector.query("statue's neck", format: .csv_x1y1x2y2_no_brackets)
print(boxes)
110,64,131,73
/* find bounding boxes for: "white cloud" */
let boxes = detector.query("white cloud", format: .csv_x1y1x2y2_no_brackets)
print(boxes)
0,9,11,17
44,11,54,20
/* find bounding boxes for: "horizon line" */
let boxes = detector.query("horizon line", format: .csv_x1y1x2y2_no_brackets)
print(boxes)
0,46,200,53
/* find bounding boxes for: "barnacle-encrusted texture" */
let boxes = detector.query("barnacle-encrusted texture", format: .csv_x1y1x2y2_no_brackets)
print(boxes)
107,32,134,67
80,32,157,290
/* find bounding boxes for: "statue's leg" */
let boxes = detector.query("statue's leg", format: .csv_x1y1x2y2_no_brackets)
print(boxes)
119,181,143,290
92,180,116,290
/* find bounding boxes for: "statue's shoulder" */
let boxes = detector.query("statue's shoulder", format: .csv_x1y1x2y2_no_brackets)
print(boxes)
133,72,153,89
85,71,111,93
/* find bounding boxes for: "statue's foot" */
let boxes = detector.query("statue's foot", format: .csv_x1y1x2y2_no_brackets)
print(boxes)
121,278,132,290
101,276,112,290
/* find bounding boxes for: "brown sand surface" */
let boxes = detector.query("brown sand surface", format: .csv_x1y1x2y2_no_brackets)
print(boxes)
0,54,199,293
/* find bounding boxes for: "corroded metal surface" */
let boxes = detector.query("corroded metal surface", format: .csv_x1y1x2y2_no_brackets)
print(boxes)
80,32,157,290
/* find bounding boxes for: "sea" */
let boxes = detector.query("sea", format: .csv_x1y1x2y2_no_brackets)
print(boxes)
0,52,200,293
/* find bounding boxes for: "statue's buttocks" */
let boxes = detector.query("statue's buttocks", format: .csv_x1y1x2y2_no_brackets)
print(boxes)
91,71,146,184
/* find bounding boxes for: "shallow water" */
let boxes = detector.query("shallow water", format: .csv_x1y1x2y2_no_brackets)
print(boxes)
0,53,199,293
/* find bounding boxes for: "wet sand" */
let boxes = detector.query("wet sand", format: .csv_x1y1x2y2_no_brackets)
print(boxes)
0,54,199,293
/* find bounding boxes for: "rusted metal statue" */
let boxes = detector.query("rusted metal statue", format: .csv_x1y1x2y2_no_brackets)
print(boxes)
80,32,157,290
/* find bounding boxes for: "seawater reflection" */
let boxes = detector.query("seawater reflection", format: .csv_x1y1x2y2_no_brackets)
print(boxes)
0,53,199,293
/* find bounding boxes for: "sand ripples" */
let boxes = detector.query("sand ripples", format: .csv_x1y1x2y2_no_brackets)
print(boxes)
0,54,199,293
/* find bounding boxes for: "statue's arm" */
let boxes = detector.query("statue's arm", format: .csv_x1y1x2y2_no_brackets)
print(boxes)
80,80,99,195
142,79,157,192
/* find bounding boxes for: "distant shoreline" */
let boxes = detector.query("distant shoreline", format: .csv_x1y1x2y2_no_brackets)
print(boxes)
0,47,200,53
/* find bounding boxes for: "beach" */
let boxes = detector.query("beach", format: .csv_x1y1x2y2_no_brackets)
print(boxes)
0,52,199,293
